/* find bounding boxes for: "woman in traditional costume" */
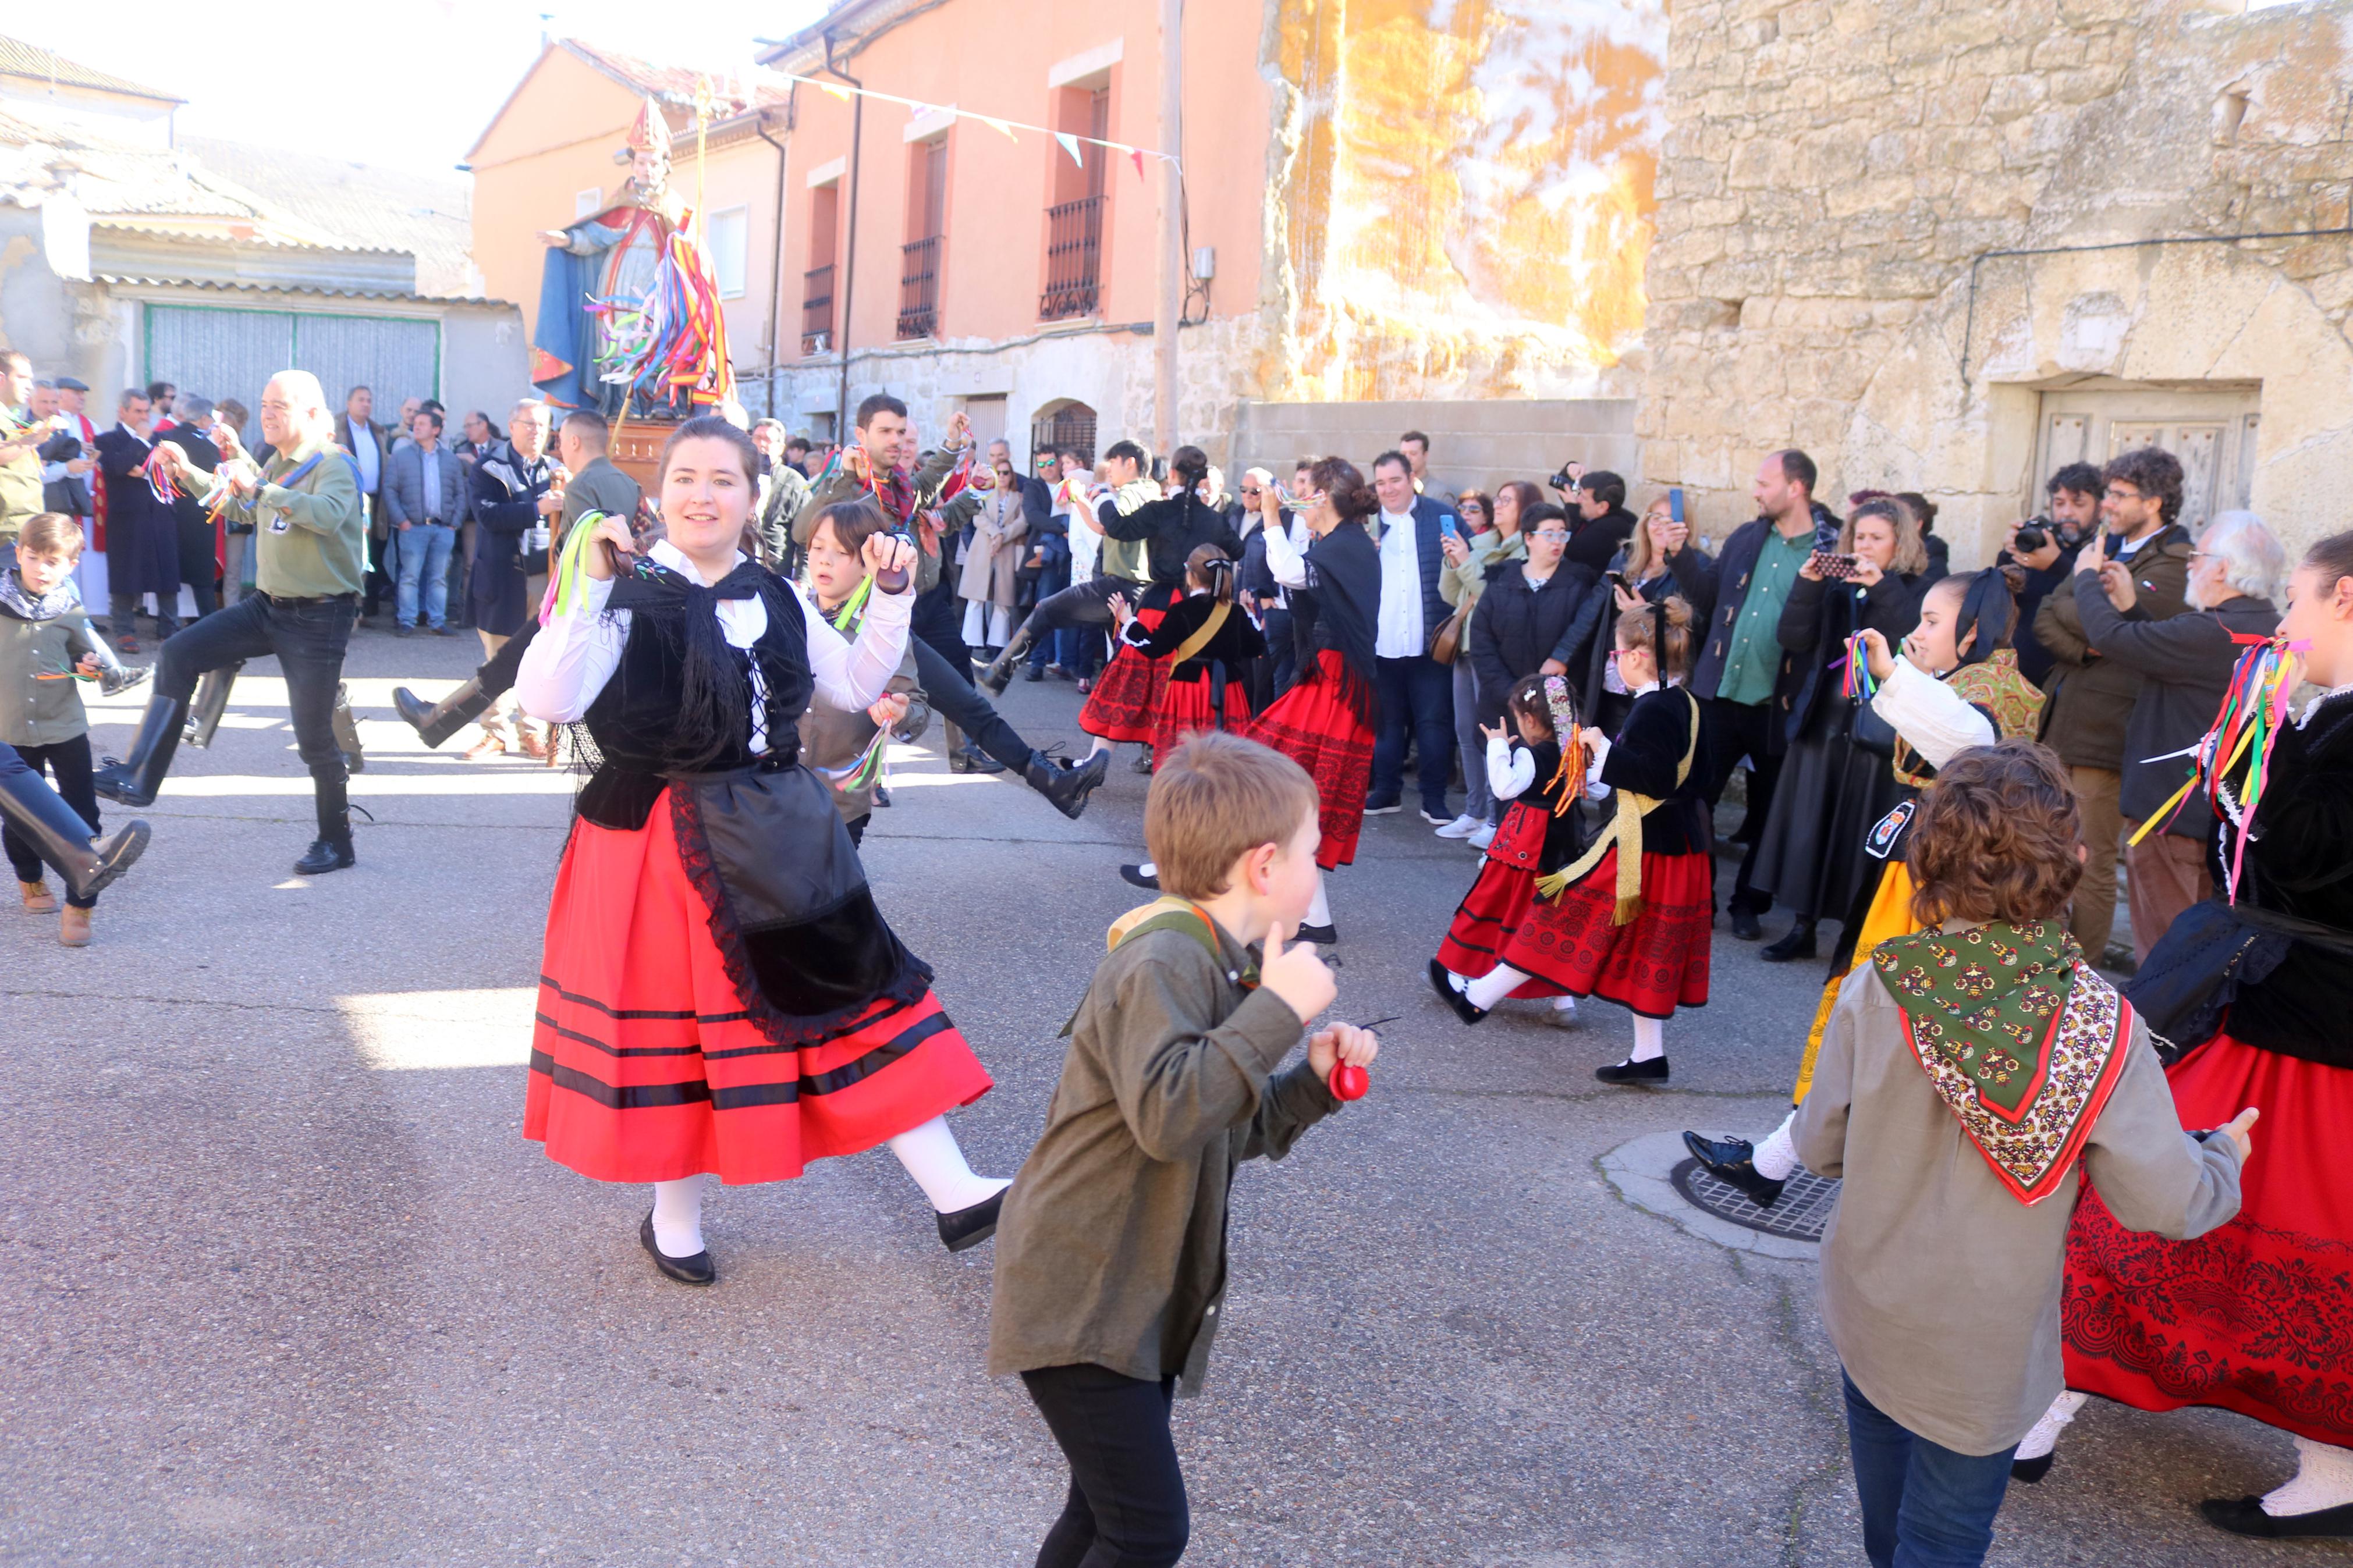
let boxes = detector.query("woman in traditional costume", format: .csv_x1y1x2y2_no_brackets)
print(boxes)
1241,457,1384,945
2031,530,2353,1539
514,417,1005,1286
1435,598,1713,1085
1685,568,2046,1202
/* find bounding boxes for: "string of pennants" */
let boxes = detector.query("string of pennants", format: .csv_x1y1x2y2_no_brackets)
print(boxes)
768,70,1181,178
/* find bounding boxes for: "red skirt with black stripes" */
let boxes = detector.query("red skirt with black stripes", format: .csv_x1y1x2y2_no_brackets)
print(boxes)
1080,608,1169,744
523,793,992,1186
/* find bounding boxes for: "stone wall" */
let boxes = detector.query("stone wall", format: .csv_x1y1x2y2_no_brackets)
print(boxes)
1638,0,2353,562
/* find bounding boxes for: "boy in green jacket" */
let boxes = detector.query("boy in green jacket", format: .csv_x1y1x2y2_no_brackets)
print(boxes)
989,731,1379,1567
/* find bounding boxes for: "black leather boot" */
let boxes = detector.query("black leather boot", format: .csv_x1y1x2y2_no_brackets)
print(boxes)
0,765,150,902
1024,749,1109,819
182,661,244,748
294,770,357,876
1760,919,1818,962
976,629,1032,695
93,693,191,807
392,678,493,749
1681,1131,1786,1207
331,682,364,774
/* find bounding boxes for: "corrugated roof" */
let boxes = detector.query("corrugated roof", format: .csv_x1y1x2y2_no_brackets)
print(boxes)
0,35,182,105
95,274,510,308
180,137,476,296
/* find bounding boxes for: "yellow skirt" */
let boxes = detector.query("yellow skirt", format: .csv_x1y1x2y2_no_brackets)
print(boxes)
1790,859,1920,1105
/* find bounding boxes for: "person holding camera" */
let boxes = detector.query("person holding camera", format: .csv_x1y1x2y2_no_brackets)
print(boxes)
1587,494,1717,734
1998,462,2103,684
1555,466,1639,575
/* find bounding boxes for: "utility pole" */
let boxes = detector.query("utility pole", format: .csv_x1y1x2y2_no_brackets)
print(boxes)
1153,0,1183,460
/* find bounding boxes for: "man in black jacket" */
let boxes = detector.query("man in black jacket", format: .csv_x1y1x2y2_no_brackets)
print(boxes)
1681,449,1839,940
1996,461,2102,685
1564,470,1639,575
157,397,223,623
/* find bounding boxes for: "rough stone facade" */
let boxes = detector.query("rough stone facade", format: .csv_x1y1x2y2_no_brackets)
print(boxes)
1637,0,2353,563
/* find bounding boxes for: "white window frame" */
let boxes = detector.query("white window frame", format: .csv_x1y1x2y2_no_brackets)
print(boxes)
574,187,604,219
707,204,751,300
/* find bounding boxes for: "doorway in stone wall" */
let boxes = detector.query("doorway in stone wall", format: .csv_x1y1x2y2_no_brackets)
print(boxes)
2031,380,2260,529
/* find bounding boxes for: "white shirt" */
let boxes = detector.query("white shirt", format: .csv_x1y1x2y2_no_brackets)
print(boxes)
1485,735,1536,799
1374,506,1424,658
1868,657,1997,769
513,538,911,754
350,422,380,494
420,444,442,521
1263,513,1311,591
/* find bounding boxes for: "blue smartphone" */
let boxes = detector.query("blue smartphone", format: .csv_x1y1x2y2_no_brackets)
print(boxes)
1669,486,1685,525
1440,515,1461,543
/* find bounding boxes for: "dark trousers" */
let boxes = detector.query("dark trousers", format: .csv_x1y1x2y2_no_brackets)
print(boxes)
157,593,356,834
475,614,540,689
1020,1364,1188,1568
1026,550,1076,670
1842,1373,2015,1568
3,735,98,907
1702,696,1783,916
846,812,869,848
1371,652,1455,813
1014,575,1131,649
1261,606,1297,697
911,633,1035,771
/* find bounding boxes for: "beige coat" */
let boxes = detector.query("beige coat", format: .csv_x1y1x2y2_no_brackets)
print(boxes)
956,485,1030,609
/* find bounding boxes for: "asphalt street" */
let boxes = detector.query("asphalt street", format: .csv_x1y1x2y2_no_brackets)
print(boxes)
2,624,2331,1567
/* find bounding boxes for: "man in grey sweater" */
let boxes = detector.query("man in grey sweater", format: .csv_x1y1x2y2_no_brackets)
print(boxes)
1794,741,2249,1568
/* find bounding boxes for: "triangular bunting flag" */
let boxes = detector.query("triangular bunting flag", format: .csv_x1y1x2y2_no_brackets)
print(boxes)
1055,132,1084,168
819,82,852,102
980,115,1019,141
1130,148,1145,180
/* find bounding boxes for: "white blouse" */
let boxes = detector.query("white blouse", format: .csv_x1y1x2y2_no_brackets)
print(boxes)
1486,736,1536,799
514,538,913,754
1868,657,1997,770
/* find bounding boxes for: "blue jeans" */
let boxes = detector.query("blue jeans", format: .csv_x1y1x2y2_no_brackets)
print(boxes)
1842,1371,2015,1568
1451,656,1492,823
395,522,456,628
1371,652,1456,815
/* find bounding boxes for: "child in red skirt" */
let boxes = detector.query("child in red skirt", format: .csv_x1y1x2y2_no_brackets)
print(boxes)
1430,672,1587,1024
1110,544,1266,769
1075,597,1170,770
1434,598,1713,1085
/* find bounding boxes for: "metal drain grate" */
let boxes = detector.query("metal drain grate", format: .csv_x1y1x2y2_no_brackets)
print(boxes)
1670,1158,1840,1244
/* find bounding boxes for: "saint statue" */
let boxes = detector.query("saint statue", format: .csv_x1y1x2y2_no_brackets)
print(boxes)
531,97,732,418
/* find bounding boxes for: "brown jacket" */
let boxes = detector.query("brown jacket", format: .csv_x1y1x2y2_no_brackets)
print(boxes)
988,914,1339,1395
2033,525,2192,770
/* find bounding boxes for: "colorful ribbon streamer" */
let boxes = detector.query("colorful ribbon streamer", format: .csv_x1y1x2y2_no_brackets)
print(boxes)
2125,631,2308,904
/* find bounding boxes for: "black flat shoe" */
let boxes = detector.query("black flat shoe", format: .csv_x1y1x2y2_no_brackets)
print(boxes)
1295,922,1337,945
1729,908,1762,941
1681,1130,1786,1207
2201,1496,2353,1538
949,745,1007,776
1760,920,1816,962
1120,863,1160,891
1595,1055,1669,1085
938,1187,1006,1253
2010,1453,2056,1485
1429,958,1488,1025
293,837,356,876
1023,665,1044,682
640,1213,715,1285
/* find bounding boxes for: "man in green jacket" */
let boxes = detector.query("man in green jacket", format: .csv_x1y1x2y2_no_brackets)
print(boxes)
95,369,370,876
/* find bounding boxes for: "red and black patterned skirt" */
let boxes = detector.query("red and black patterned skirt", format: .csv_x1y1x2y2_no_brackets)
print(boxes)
1079,608,1167,744
1151,672,1254,770
2062,1033,2353,1446
524,792,992,1186
1436,800,1559,995
1498,847,1712,1018
1241,649,1375,871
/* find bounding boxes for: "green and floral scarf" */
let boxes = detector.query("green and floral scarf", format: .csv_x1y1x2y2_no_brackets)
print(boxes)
1871,919,2134,1204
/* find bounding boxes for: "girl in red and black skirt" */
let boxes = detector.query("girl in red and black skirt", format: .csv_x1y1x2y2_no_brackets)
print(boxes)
1430,672,1586,1023
1435,598,1712,1085
1241,457,1384,945
514,415,1006,1288
1110,543,1265,769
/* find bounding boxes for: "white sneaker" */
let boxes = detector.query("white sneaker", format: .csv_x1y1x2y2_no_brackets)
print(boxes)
1435,813,1481,839
1467,822,1496,849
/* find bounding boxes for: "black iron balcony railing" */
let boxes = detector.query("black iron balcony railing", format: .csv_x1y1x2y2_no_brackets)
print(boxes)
896,236,941,340
801,264,835,355
1039,195,1105,321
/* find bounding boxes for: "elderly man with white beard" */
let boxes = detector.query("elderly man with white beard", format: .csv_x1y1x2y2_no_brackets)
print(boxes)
94,370,368,876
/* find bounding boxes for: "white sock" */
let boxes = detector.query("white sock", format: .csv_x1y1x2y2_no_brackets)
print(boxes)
888,1115,1009,1214
1465,963,1528,1011
2013,1389,2088,1462
1552,995,1578,1013
1752,1114,1801,1181
1627,1015,1666,1063
1303,875,1332,932
650,1175,707,1258
1138,861,1156,878
2265,1437,2353,1516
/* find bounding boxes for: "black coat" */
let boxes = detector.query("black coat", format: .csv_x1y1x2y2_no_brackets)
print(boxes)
160,427,221,582
1100,494,1243,609
1564,504,1638,575
1601,685,1713,856
1774,568,1927,745
94,426,178,599
468,446,550,637
1468,558,1602,724
1581,545,1719,727
1686,504,1839,707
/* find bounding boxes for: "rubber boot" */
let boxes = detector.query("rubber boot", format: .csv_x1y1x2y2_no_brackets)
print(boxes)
331,682,365,774
93,693,191,808
392,678,492,749
182,660,244,748
977,627,1034,696
294,769,357,876
0,765,151,902
1025,749,1110,820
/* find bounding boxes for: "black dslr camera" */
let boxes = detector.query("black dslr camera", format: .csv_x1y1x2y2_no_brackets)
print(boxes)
2013,515,2054,554
1547,460,1584,493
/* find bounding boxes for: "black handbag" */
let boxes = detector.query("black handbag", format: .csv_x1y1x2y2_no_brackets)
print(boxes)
1851,699,1898,758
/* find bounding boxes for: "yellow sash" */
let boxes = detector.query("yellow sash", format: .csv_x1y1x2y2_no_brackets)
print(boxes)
1534,692,1699,926
1164,599,1231,669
